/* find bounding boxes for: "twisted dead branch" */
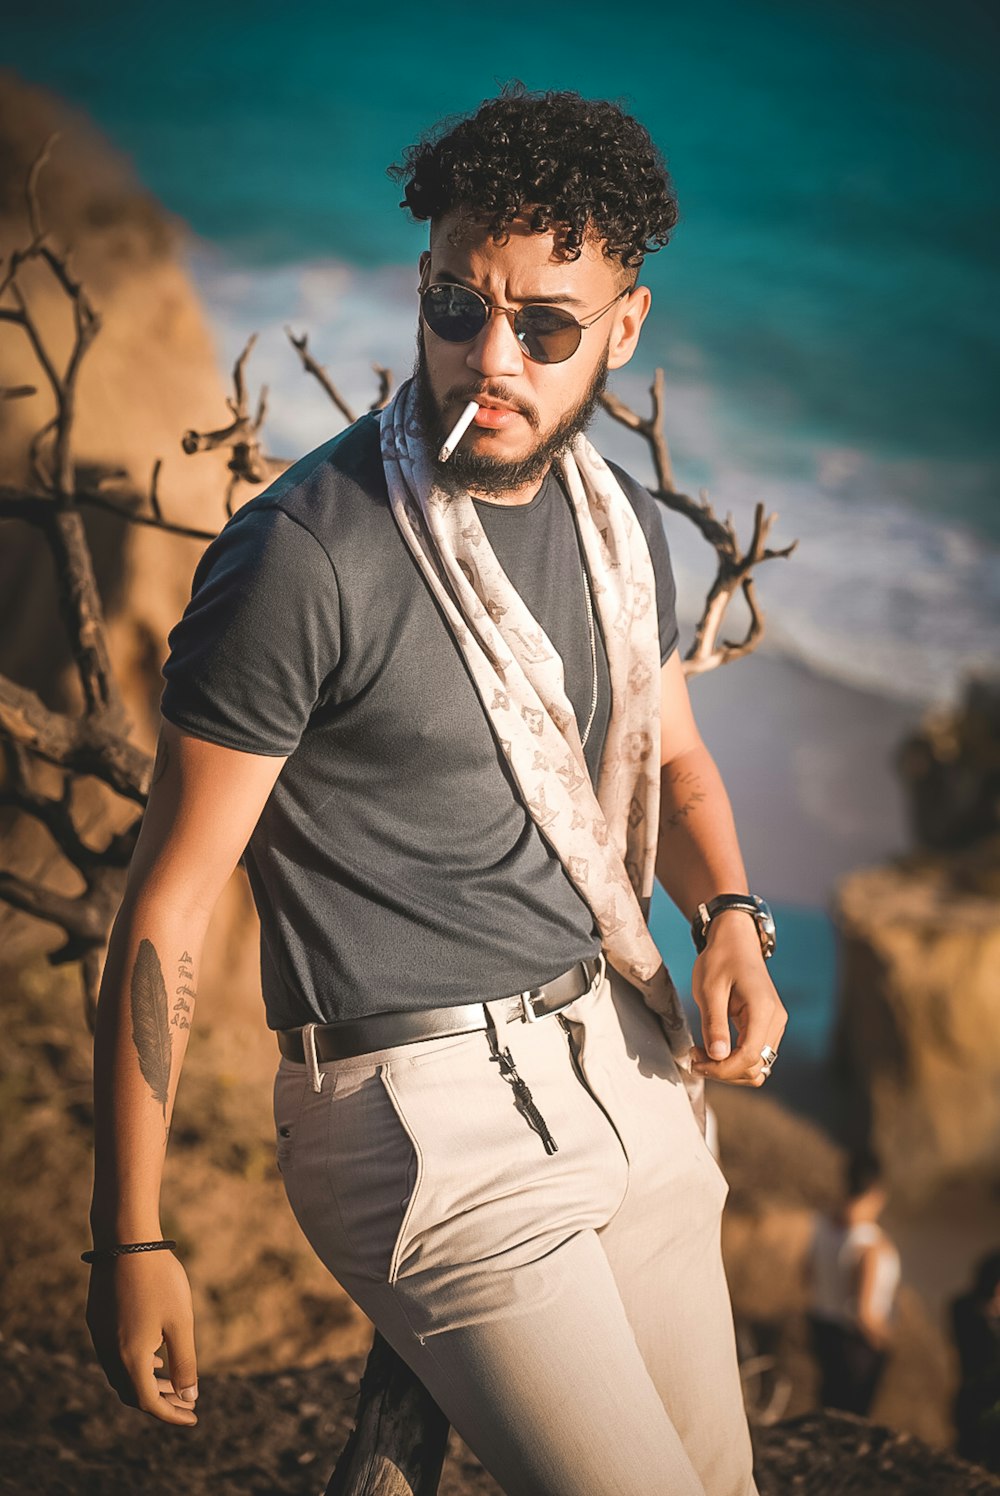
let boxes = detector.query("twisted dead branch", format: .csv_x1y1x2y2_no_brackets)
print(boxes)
601,376,798,676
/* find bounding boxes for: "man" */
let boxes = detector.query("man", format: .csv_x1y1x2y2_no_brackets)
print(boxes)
85,86,786,1495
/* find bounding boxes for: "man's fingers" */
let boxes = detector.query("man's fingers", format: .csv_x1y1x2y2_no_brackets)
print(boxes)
154,1374,193,1409
164,1321,199,1407
694,966,786,1083
121,1349,198,1426
694,971,733,1061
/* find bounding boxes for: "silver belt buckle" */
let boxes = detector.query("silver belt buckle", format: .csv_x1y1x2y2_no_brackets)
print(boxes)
520,953,605,1024
519,986,545,1023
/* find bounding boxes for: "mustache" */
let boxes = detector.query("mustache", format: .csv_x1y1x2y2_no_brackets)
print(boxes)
441,383,540,430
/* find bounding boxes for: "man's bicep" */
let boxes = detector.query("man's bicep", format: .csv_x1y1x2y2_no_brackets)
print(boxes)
659,651,703,767
124,718,287,918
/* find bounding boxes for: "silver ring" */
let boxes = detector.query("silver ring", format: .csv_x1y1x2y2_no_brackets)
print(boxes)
760,1043,779,1077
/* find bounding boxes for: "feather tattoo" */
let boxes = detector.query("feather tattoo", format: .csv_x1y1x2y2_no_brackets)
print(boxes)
130,939,172,1118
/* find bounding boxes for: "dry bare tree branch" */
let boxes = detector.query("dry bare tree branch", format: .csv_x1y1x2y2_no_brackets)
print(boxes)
0,479,217,541
286,325,357,423
0,136,153,1021
0,870,98,940
178,333,289,517
600,375,797,675
3,740,95,873
0,142,102,498
370,364,394,411
601,367,674,492
0,673,148,801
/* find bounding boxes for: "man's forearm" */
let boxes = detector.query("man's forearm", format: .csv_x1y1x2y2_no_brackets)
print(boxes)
654,741,750,920
89,897,206,1246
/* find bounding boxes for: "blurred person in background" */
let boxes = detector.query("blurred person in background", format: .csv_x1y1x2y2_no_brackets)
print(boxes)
805,1151,900,1416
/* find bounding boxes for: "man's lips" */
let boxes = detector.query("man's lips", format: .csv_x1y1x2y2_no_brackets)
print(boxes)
450,396,526,431
472,404,521,429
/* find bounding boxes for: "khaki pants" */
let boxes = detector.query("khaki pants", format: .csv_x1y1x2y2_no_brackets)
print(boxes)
273,961,759,1496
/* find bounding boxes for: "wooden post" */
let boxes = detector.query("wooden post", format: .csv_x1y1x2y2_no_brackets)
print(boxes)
325,1331,450,1496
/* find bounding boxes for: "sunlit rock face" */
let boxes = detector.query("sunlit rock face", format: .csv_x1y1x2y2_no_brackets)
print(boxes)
832,675,1000,1204
0,72,250,980
0,78,329,1375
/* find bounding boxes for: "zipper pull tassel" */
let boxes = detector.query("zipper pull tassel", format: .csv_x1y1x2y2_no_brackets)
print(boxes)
488,1040,559,1154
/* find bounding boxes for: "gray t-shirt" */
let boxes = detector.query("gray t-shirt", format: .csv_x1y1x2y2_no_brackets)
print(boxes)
160,412,679,1029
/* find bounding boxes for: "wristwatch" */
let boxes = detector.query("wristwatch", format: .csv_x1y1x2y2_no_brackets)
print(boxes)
691,893,776,959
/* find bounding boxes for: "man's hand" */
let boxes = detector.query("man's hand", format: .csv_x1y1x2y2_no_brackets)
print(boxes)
688,909,787,1087
85,1250,199,1426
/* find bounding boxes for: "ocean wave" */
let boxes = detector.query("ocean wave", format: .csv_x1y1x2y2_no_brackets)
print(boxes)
184,244,1000,712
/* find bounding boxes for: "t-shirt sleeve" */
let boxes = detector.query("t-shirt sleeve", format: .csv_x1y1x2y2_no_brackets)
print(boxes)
607,461,681,664
160,505,341,756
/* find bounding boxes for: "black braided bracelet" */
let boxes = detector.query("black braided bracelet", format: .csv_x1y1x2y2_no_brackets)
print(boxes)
80,1239,177,1265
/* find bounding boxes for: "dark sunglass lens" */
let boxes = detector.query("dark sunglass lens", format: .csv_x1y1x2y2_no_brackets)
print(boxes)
421,285,486,343
515,305,582,364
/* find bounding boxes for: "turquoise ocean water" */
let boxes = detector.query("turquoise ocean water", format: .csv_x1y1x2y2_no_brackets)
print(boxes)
6,2,996,1089
7,0,997,708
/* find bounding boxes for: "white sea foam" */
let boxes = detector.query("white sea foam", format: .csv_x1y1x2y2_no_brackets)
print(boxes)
184,244,1000,712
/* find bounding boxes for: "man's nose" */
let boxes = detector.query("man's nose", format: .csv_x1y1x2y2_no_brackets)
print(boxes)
466,307,525,379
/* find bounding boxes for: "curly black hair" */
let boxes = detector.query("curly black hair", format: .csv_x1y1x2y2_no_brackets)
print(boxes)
389,83,679,273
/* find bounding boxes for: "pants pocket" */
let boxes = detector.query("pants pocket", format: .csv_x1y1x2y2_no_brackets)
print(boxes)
379,1068,426,1284
312,1063,421,1285
273,1057,309,1175
303,1031,484,1285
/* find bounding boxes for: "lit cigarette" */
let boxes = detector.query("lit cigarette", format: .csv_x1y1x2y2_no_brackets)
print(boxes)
439,399,480,462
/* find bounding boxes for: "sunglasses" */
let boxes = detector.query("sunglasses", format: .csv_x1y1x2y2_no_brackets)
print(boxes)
419,282,631,365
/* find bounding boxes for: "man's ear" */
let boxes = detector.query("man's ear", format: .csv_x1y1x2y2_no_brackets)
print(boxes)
418,250,430,289
607,284,652,371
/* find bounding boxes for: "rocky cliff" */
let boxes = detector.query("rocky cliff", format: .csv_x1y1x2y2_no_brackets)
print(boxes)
832,675,1000,1203
0,72,265,1022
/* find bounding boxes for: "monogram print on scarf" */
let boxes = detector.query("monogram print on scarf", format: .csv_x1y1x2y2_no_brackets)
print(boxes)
557,754,586,796
508,625,552,664
380,379,706,1137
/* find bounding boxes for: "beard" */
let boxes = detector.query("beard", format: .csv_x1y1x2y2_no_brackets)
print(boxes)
412,331,609,497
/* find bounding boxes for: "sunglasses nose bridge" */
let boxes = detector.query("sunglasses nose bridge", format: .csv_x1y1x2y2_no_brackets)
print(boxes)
465,300,526,374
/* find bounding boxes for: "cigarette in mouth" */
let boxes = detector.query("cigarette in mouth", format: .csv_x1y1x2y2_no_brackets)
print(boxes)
439,399,480,462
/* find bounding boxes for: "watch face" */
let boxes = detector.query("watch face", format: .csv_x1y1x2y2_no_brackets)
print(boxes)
751,897,777,953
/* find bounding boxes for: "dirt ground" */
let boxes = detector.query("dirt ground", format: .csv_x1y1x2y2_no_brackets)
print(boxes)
2,1333,998,1496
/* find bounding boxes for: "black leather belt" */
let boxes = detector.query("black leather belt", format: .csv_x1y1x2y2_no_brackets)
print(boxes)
277,954,603,1064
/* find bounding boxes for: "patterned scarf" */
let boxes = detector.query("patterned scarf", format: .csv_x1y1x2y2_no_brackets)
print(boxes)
380,378,706,1136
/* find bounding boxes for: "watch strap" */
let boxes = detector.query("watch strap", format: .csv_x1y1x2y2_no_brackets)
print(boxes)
691,893,776,958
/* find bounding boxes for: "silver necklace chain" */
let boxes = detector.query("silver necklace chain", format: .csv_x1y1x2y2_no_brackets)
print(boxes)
579,560,599,749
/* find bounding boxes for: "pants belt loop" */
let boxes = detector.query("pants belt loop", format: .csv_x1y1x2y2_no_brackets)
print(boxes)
593,949,608,992
482,996,511,1052
302,1022,325,1093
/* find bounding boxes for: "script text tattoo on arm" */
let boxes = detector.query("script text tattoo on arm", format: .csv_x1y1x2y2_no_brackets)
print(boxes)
661,765,708,830
173,950,196,1030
